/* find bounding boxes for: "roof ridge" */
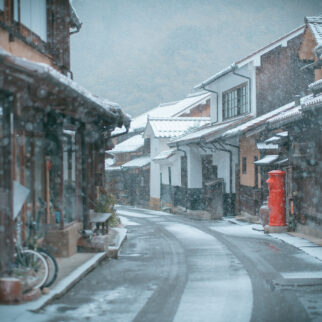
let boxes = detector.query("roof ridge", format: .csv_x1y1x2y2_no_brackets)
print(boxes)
149,116,210,121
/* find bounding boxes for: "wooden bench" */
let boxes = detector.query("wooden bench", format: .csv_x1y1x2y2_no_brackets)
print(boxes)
89,212,112,235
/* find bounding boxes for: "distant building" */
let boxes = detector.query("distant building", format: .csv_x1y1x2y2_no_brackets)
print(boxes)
166,23,314,218
106,92,210,208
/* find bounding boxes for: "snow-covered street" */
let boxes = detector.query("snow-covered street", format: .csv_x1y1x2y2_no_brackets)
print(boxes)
12,206,320,322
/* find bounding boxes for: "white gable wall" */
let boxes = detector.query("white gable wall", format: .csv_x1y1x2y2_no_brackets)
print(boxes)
207,63,256,123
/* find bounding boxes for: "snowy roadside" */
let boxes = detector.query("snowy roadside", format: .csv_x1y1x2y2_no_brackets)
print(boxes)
1,227,128,322
217,217,322,262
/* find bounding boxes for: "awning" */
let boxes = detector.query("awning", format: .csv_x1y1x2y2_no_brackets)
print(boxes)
275,158,288,165
254,155,279,165
256,142,279,150
265,136,280,143
0,48,131,130
106,166,122,172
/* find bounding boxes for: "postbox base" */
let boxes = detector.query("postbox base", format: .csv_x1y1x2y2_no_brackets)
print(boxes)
264,225,288,234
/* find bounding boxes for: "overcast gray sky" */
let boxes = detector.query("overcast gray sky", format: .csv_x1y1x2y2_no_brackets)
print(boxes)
71,0,322,117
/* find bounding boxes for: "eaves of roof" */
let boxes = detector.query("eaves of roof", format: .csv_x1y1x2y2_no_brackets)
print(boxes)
194,25,305,89
169,115,251,146
0,49,130,129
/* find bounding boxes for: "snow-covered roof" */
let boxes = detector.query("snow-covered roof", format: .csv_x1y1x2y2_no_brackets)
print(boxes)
268,105,302,127
256,143,279,150
111,134,144,154
195,64,236,89
69,0,82,32
276,131,288,137
265,136,281,143
115,92,210,135
169,115,251,146
195,25,305,88
121,156,151,168
223,101,301,138
147,117,210,138
236,25,305,67
308,79,322,93
302,90,322,112
153,149,176,161
306,15,322,54
254,155,279,165
106,166,122,172
0,48,130,128
105,157,115,170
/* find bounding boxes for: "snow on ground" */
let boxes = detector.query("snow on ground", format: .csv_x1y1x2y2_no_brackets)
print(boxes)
281,271,322,279
116,207,171,218
43,286,155,322
209,220,267,238
119,216,140,226
162,222,253,322
270,233,322,262
211,218,322,262
116,209,154,218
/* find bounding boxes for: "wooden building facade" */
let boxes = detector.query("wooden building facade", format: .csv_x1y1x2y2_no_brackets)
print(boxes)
0,1,129,274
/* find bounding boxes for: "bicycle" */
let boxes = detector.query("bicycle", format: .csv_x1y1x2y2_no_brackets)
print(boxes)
13,238,49,291
26,198,59,288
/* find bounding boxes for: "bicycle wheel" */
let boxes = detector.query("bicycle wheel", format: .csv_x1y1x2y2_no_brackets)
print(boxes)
17,249,49,290
37,248,58,288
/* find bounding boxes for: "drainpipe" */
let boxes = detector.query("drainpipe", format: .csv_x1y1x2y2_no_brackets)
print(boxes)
232,67,252,114
176,143,188,211
200,86,219,123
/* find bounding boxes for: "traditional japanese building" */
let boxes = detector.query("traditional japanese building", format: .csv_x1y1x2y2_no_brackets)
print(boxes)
106,91,210,208
166,23,314,218
0,1,129,274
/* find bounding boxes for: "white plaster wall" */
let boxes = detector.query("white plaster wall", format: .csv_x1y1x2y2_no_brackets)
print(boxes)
171,155,181,186
187,145,202,188
150,137,161,199
208,63,257,123
158,153,182,186
212,137,239,193
150,137,173,199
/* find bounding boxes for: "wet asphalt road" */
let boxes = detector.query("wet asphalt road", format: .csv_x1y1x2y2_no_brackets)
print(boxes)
40,206,322,322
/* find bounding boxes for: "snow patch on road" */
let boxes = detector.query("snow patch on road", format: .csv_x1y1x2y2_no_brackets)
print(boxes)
210,222,266,238
162,222,253,322
119,216,140,226
281,271,322,279
270,233,322,262
116,209,153,218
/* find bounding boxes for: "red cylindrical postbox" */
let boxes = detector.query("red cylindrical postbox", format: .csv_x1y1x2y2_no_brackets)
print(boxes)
266,170,286,226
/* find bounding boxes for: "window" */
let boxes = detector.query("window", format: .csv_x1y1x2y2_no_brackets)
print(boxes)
242,157,247,174
63,130,77,223
14,0,47,41
223,83,248,119
254,156,258,187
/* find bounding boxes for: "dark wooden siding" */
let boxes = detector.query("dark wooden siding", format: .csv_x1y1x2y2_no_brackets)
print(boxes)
256,34,314,116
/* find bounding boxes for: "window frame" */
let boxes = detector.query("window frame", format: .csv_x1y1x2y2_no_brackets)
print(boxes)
222,82,248,120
